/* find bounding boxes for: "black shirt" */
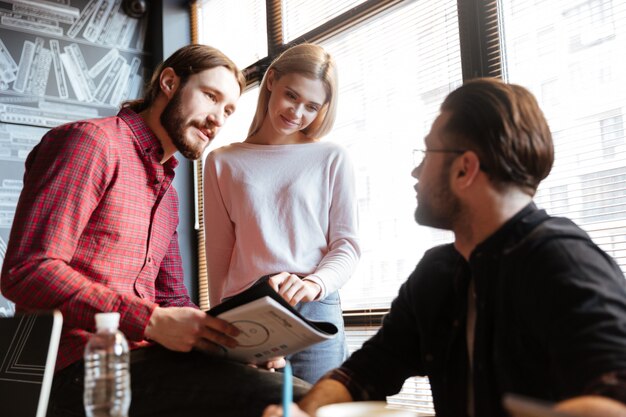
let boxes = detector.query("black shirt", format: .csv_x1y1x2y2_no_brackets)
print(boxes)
330,203,626,417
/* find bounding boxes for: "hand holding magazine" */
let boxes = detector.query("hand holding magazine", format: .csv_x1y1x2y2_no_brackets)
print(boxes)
207,276,338,364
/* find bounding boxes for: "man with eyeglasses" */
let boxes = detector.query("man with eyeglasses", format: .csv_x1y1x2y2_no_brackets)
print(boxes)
264,78,626,417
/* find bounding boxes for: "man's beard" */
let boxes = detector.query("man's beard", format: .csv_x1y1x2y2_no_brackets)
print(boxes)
414,162,460,230
160,87,212,160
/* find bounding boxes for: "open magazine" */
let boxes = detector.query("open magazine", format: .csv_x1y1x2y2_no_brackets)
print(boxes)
207,276,338,364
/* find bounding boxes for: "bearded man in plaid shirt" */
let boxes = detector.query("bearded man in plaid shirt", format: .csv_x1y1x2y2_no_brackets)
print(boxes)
1,44,309,417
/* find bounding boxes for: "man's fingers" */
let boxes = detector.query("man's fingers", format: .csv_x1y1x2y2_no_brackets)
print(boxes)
262,404,283,417
203,314,240,337
199,325,239,348
194,338,227,355
196,315,241,348
266,357,286,369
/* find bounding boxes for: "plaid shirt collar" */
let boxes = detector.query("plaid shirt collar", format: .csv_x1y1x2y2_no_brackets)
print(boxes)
118,107,179,170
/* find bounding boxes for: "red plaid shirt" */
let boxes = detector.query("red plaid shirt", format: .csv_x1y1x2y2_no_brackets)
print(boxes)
1,108,195,371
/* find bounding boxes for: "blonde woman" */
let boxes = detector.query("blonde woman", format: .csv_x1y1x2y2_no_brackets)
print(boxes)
204,43,360,384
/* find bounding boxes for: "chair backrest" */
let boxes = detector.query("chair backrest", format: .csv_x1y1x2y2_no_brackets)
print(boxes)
0,311,63,417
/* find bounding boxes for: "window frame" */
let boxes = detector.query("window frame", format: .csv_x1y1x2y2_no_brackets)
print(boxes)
190,0,503,314
191,0,626,413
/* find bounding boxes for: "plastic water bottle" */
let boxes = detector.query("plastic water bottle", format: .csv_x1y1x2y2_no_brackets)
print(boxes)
84,312,131,417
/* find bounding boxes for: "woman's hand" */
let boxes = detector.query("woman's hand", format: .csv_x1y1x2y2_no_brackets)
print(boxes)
268,272,322,306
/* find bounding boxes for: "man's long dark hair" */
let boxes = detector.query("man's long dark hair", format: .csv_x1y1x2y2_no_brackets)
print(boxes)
123,44,246,113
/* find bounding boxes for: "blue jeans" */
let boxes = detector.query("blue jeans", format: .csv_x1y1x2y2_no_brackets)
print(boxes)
47,345,310,417
287,290,349,384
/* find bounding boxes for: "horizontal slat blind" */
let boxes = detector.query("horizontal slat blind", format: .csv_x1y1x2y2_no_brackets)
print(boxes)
317,0,461,310
196,0,268,69
346,326,435,416
195,0,461,311
195,1,466,413
281,0,368,42
499,0,626,273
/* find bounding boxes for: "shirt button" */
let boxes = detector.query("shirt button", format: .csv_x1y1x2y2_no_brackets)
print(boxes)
147,256,152,263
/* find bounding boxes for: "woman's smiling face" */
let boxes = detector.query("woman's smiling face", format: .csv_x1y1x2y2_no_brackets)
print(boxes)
265,71,327,140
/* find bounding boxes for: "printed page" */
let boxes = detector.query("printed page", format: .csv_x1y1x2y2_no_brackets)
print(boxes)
217,296,335,364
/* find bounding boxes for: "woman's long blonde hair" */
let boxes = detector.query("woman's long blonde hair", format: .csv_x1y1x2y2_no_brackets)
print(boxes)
247,43,338,139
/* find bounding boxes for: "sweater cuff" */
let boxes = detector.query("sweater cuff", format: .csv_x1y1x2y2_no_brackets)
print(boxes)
303,275,326,300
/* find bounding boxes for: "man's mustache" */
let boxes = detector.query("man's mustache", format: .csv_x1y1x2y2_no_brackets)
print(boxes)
190,120,217,140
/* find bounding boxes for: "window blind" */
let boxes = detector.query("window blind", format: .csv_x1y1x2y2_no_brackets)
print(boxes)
281,0,368,42
315,0,462,310
193,0,472,413
346,327,435,415
196,0,268,69
194,0,462,310
499,0,626,271
458,0,502,78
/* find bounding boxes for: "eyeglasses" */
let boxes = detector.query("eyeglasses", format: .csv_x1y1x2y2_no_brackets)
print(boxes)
412,148,468,167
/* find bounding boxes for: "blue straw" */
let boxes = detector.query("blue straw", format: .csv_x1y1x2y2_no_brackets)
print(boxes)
283,360,293,417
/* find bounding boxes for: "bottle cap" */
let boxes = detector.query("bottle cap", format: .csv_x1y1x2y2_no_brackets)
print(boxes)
95,312,120,331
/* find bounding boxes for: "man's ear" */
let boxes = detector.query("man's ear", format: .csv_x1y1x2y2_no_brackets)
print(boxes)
159,67,179,98
454,151,481,189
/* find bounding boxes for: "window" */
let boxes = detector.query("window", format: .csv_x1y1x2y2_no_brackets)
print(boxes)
193,1,463,413
282,0,368,42
318,0,462,311
563,0,616,51
193,0,626,412
196,0,267,68
499,0,626,271
194,0,461,315
601,114,625,158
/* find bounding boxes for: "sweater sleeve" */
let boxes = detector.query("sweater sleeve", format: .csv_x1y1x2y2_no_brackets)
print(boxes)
203,152,236,307
305,147,361,299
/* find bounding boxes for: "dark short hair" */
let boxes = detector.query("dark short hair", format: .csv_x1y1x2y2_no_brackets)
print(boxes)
441,77,554,194
123,44,246,113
